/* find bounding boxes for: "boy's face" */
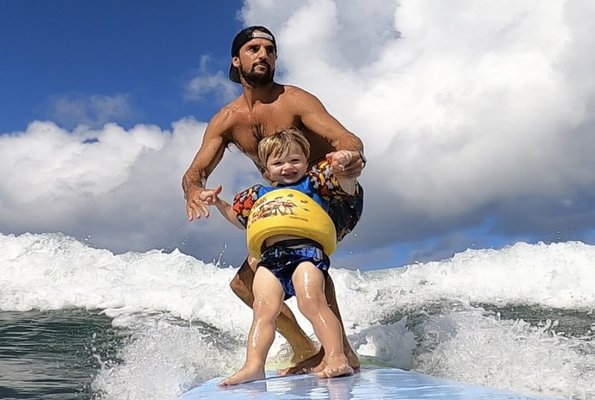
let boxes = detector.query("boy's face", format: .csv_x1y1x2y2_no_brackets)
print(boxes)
264,143,308,185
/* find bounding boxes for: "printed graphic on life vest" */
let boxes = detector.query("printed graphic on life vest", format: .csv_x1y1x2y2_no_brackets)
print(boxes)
250,193,310,223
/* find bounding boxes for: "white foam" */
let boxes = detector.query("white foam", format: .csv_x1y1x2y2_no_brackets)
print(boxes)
91,315,245,400
0,232,251,335
331,241,595,329
351,317,418,370
1,232,594,399
414,308,595,399
2,233,594,318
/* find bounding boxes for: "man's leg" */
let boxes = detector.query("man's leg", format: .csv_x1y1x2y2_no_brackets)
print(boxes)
229,258,318,362
322,274,360,370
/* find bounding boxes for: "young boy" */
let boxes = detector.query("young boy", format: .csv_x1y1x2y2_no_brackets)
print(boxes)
199,127,358,386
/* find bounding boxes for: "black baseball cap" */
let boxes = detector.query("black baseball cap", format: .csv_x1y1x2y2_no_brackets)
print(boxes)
228,26,277,83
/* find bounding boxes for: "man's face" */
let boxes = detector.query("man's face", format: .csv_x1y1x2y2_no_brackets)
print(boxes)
233,37,276,87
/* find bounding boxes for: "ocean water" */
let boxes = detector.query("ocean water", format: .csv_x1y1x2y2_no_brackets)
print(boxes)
0,233,593,400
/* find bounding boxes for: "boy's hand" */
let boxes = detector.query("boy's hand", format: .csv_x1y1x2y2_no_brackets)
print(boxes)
326,150,355,176
186,186,210,221
198,185,223,207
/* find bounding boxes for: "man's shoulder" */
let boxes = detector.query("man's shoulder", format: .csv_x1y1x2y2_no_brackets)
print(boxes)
281,84,313,98
210,97,244,127
276,84,320,109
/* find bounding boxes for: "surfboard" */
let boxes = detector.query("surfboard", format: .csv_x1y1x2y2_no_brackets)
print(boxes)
178,367,555,399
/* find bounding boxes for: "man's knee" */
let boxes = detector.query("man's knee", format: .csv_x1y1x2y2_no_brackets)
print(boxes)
229,273,246,296
324,274,337,299
230,258,255,296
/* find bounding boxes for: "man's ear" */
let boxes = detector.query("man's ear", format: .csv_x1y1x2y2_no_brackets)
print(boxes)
231,56,240,68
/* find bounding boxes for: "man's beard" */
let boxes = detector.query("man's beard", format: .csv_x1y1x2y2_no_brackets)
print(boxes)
240,62,274,87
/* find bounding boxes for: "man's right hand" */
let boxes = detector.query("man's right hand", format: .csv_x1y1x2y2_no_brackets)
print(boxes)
186,185,225,221
185,187,211,221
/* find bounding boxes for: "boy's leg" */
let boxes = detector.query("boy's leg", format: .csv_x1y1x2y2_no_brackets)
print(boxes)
292,262,354,379
280,274,360,375
229,258,318,362
281,189,363,375
220,267,285,386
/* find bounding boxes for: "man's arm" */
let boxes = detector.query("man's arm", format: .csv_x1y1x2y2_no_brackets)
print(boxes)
182,110,232,221
288,86,366,177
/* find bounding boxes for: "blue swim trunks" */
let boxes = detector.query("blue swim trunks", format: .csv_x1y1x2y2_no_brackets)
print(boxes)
257,239,330,300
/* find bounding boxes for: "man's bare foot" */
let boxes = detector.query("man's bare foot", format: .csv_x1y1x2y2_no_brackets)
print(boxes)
290,340,319,364
279,349,324,376
314,355,354,379
218,365,265,386
345,346,361,372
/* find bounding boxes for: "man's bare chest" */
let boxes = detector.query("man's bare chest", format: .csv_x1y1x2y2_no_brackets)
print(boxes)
231,114,300,155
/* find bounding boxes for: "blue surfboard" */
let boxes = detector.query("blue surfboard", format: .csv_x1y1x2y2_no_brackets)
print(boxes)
178,368,556,399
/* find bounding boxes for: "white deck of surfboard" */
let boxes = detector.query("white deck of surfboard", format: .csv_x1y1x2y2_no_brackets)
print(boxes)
178,368,556,400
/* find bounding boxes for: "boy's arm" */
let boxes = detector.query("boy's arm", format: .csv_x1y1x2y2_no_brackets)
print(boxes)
213,198,246,230
337,176,357,195
327,151,357,195
199,186,245,230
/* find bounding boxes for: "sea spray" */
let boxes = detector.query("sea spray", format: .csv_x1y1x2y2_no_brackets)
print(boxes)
1,233,593,399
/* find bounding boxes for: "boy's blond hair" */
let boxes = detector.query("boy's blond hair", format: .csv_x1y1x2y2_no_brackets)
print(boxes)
258,127,311,166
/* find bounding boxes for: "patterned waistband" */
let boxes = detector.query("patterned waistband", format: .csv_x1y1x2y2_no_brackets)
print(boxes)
264,238,323,251
261,239,326,261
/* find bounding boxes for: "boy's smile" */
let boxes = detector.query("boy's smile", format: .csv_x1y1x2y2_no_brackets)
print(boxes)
265,143,308,185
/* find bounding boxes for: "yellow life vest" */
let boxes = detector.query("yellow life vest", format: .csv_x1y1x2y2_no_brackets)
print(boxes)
246,188,337,259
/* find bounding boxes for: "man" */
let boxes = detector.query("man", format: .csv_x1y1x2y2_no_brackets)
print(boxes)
182,26,365,374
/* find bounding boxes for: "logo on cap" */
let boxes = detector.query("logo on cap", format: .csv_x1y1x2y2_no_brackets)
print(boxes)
251,31,274,42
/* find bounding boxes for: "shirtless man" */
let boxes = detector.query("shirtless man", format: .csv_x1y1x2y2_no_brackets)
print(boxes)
182,26,365,374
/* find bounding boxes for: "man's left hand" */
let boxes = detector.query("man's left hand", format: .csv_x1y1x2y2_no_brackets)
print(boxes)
326,150,365,179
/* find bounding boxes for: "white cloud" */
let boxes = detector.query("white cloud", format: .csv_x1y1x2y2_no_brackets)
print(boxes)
185,55,239,103
47,93,137,129
0,119,260,262
3,0,595,269
236,0,595,262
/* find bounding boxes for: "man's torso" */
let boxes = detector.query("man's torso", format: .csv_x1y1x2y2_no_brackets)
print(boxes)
223,85,333,171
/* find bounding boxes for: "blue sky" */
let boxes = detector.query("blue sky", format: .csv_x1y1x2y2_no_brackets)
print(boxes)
0,0,243,131
2,0,595,270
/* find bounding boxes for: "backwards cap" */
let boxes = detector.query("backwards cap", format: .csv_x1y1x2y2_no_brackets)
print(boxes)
229,26,277,83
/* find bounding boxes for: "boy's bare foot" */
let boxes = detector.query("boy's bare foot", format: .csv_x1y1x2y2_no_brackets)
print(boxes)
314,355,354,379
280,347,360,376
218,366,265,386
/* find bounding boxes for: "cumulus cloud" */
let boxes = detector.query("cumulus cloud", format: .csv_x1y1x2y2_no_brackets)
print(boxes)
238,0,595,262
2,0,595,269
185,55,240,103
0,119,261,263
47,93,138,129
